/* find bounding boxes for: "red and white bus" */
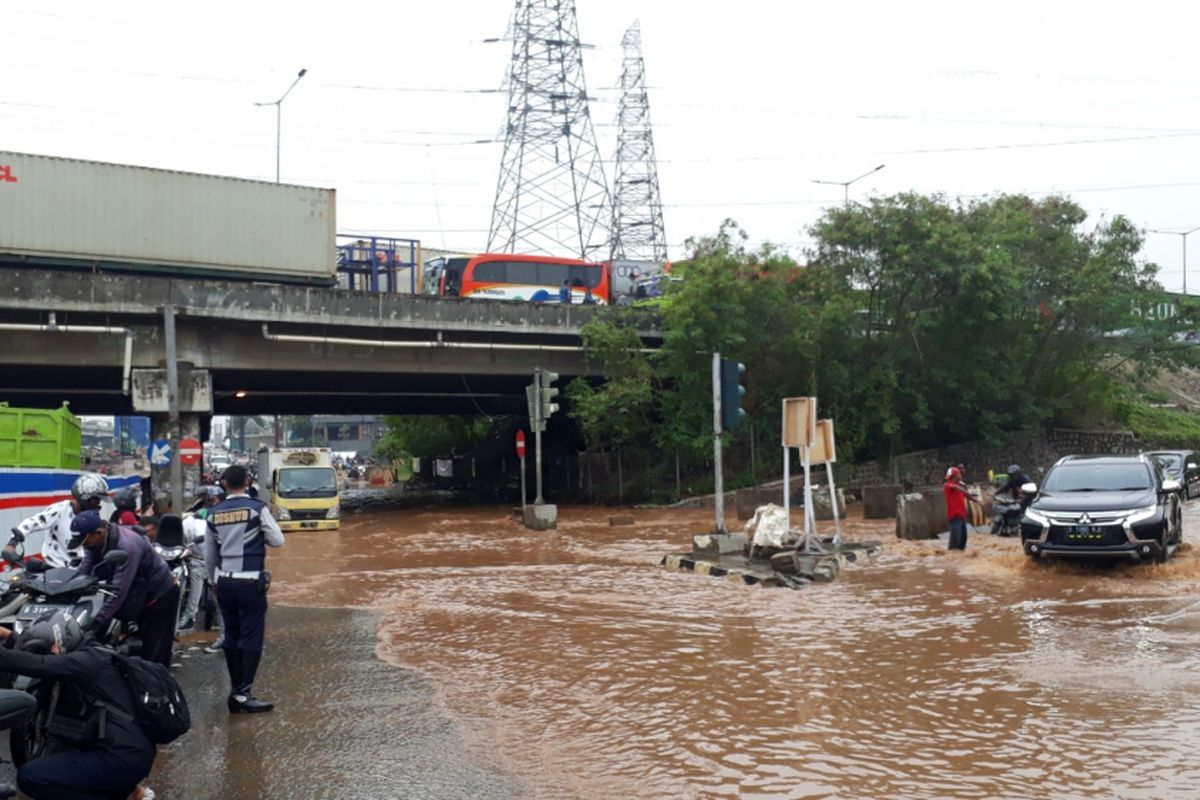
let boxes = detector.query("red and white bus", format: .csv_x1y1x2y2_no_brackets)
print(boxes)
433,253,611,304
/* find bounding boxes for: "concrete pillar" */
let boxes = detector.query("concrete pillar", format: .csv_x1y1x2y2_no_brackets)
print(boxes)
149,413,204,514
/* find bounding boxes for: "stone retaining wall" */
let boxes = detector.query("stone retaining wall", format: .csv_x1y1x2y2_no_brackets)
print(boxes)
850,428,1147,487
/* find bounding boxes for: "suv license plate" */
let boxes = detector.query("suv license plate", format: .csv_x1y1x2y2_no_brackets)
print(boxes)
1071,525,1103,535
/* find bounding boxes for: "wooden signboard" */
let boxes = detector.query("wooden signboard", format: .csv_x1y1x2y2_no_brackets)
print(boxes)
782,397,816,448
809,419,838,465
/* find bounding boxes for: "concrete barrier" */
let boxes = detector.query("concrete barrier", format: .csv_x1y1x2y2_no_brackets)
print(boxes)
788,488,846,521
863,484,902,519
895,489,948,540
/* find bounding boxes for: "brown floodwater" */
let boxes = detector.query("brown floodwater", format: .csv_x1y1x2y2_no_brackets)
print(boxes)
270,498,1200,799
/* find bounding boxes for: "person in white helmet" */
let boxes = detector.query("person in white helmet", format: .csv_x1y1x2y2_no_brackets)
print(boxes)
5,473,110,568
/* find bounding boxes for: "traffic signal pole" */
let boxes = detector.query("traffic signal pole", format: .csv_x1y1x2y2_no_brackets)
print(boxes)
535,392,545,504
712,352,725,534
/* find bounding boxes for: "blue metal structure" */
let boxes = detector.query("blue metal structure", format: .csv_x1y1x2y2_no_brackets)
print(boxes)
336,236,422,294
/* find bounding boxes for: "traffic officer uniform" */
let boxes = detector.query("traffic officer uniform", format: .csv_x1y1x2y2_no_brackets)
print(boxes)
205,488,284,713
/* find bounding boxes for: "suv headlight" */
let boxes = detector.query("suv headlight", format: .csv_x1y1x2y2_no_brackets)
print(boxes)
1123,505,1158,528
1025,508,1051,527
273,506,291,521
326,505,340,519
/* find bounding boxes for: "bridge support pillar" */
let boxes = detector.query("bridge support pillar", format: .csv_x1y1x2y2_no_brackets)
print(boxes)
149,413,204,514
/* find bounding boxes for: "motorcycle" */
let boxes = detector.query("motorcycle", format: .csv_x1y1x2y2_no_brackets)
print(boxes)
157,517,216,632
991,492,1024,537
4,548,134,766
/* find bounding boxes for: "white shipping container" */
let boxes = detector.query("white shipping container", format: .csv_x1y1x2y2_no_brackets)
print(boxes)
0,151,336,283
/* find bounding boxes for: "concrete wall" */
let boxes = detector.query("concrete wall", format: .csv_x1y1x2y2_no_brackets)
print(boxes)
848,429,1148,488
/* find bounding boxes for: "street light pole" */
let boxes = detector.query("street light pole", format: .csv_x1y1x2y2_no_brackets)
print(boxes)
255,68,308,183
813,163,886,208
1150,225,1200,295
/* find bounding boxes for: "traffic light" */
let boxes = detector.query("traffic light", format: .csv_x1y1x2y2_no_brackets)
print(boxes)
720,358,746,431
539,370,560,425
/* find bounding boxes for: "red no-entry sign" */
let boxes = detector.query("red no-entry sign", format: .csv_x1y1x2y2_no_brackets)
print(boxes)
515,430,526,459
178,438,203,466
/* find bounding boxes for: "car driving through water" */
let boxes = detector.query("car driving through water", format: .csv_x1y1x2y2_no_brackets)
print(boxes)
1021,454,1183,563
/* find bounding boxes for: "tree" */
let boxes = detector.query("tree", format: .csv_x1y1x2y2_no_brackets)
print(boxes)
566,310,656,452
809,193,1194,455
374,416,494,461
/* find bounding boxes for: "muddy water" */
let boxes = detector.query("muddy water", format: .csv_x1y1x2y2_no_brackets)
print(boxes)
272,500,1200,799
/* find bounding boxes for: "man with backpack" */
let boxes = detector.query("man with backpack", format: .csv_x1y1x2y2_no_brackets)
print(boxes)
0,610,188,799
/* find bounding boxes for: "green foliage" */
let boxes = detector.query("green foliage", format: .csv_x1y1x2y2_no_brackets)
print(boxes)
566,311,656,452
1118,402,1200,450
374,416,493,461
808,193,1194,455
575,197,1199,473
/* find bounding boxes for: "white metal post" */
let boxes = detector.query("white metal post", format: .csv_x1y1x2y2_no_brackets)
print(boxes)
824,460,842,547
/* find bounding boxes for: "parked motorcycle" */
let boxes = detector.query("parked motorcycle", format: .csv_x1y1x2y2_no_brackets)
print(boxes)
158,516,216,632
4,549,133,766
991,492,1024,537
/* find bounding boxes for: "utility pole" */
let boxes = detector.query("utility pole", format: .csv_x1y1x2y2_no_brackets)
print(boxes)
712,353,725,534
1150,225,1200,296
488,0,611,259
611,21,667,262
813,164,886,207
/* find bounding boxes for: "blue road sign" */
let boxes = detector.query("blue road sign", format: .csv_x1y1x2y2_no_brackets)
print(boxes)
147,439,173,467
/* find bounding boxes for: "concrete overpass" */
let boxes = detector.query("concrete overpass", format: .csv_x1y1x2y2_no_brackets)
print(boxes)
0,268,661,416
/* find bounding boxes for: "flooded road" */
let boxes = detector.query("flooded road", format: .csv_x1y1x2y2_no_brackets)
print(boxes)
259,498,1200,799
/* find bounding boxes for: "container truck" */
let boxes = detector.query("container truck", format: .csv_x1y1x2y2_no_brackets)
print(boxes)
256,447,340,532
0,150,336,285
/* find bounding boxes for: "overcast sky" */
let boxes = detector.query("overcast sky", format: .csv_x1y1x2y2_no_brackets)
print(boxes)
6,1,1200,292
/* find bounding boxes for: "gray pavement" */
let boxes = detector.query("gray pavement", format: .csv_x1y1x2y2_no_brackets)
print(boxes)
0,606,517,800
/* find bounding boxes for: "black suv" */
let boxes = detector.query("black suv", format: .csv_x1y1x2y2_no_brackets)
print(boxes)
1144,450,1200,500
1021,455,1183,563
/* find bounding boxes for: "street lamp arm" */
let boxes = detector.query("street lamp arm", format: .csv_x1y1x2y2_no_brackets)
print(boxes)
848,163,886,186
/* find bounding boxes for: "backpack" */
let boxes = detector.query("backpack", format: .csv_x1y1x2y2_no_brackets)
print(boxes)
109,652,191,745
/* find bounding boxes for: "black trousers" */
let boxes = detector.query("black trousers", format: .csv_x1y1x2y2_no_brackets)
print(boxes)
216,576,267,651
138,582,181,667
948,517,968,550
17,749,151,800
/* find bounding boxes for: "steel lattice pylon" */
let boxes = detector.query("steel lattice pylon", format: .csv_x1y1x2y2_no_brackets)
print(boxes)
611,20,667,262
488,0,611,260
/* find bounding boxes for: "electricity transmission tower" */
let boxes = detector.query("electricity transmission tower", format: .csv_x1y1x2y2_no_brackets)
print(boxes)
488,0,611,259
611,21,667,262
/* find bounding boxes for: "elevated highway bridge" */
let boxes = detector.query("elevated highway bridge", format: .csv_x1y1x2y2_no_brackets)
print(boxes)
0,269,661,417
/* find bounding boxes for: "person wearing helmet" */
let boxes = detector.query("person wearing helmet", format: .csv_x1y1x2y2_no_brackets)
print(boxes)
0,611,157,800
108,487,141,527
70,510,180,667
5,473,109,568
998,463,1032,509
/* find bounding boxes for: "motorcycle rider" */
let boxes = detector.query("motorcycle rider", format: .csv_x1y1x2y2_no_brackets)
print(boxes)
108,487,141,527
6,474,109,568
998,463,1032,508
69,510,180,667
0,611,157,800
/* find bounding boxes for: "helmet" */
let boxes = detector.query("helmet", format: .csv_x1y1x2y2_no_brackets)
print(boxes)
71,474,110,507
113,487,139,511
16,610,83,655
1007,464,1021,475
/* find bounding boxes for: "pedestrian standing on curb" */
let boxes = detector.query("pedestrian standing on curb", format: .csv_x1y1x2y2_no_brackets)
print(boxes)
206,465,284,713
945,466,970,551
558,279,571,304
